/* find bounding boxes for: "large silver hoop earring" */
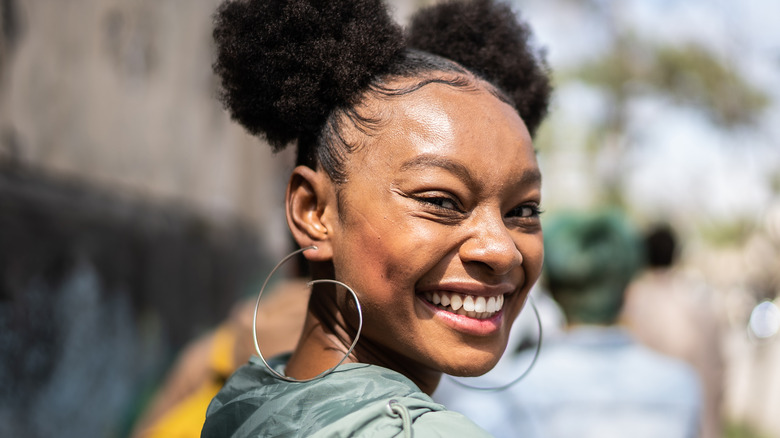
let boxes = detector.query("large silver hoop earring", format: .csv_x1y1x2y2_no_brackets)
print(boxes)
252,246,363,383
446,294,543,391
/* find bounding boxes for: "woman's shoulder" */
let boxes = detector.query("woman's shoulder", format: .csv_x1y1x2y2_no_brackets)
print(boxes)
202,355,493,437
309,395,494,438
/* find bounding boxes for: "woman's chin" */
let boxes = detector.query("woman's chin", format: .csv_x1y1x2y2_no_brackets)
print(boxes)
439,351,502,377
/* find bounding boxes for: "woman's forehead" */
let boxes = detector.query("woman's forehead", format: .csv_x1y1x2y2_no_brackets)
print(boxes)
342,80,537,182
354,76,518,136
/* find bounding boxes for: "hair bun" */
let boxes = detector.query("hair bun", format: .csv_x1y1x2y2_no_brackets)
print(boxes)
213,0,404,150
407,0,552,136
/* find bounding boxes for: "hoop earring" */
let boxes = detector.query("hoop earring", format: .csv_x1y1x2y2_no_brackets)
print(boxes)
252,246,363,383
446,294,543,391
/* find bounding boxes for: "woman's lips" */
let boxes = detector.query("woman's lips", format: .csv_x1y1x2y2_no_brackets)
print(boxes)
416,282,517,335
417,293,505,336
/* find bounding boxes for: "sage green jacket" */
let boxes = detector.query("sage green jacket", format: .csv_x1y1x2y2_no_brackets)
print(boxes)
201,354,493,437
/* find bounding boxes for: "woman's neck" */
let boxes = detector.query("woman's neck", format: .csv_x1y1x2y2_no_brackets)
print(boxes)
285,302,442,395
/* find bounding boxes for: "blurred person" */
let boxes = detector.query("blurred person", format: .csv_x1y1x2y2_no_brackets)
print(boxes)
621,223,724,438
130,280,310,438
435,210,703,438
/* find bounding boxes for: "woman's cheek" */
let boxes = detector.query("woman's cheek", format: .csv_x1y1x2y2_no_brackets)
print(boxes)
524,234,545,286
338,225,408,292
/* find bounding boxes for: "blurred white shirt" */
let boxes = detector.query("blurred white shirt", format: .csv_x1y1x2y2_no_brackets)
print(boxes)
435,326,702,438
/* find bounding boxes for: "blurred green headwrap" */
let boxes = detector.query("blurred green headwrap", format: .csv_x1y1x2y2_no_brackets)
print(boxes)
543,210,645,325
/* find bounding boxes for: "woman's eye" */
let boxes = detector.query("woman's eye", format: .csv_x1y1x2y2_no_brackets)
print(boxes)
509,204,542,218
425,197,458,210
416,196,460,212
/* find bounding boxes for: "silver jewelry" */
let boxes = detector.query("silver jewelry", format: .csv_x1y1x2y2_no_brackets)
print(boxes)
446,294,543,391
252,246,363,382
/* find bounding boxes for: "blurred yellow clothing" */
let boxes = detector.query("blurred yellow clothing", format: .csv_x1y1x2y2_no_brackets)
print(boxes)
144,380,223,438
130,280,310,438
144,325,236,438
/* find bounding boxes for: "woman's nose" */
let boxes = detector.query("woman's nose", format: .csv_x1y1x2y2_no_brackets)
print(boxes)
458,211,522,276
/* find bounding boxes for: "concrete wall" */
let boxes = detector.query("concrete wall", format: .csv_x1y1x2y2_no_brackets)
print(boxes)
1,0,294,255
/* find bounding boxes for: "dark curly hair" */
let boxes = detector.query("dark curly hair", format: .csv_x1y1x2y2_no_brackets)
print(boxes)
407,0,551,139
213,0,552,183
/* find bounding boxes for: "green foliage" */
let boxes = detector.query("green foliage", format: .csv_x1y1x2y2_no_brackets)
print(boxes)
724,420,772,438
573,36,769,129
698,218,757,247
770,171,780,196
652,44,770,126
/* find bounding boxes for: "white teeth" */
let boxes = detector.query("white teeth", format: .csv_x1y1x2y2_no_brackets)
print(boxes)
463,296,475,312
422,290,507,320
474,296,486,313
486,296,496,313
450,294,463,311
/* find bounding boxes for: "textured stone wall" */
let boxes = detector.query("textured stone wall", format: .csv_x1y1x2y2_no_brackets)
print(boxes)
0,166,267,437
0,1,288,436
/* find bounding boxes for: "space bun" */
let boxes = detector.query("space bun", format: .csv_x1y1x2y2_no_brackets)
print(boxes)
406,0,551,136
212,0,404,151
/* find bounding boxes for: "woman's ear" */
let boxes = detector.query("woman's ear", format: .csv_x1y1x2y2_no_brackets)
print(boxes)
286,165,336,262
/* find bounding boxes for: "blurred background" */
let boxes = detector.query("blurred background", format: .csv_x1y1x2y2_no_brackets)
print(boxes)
0,0,778,437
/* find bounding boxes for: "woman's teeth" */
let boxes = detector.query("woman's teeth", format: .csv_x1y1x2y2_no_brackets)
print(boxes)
422,291,504,320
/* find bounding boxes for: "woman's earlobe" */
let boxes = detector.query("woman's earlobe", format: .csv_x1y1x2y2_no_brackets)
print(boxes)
286,166,335,261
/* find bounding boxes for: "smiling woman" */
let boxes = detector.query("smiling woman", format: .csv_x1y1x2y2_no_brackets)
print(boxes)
305,83,545,386
201,0,552,436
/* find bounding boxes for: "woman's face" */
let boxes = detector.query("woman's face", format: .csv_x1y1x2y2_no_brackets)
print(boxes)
326,79,543,377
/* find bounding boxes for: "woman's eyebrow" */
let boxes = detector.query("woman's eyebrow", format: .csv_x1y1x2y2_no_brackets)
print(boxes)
518,168,542,186
399,154,542,187
399,154,473,184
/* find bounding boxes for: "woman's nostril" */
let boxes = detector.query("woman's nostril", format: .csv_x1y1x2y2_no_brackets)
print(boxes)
460,229,522,275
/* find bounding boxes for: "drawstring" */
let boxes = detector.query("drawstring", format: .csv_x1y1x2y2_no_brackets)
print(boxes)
386,399,412,438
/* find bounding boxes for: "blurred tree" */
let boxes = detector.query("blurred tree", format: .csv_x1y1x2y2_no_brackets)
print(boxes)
576,37,769,129
546,23,770,207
